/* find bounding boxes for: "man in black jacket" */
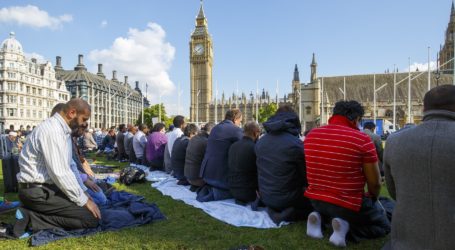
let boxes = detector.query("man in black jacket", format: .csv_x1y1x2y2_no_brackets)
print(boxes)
171,124,198,185
255,105,312,224
228,122,260,204
184,122,215,188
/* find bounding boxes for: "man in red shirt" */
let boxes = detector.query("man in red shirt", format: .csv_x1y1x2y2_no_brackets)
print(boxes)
304,100,390,247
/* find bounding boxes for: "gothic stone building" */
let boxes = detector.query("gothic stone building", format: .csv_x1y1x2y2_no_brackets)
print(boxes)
291,3,455,131
189,3,288,124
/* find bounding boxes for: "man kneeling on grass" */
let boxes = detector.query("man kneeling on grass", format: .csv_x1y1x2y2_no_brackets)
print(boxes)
304,100,390,247
255,105,313,224
15,99,100,237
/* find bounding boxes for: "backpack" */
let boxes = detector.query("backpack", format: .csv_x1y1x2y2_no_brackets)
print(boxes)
119,167,146,185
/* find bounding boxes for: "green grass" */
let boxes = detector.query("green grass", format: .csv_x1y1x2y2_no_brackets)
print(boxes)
0,156,389,249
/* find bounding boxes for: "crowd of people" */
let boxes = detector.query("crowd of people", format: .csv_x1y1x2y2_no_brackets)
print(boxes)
0,84,453,249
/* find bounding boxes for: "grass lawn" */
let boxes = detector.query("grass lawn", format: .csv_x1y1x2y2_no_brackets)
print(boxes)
0,156,390,249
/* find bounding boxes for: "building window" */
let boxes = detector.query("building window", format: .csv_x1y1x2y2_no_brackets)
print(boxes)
7,108,16,117
38,100,42,106
38,89,42,95
7,95,16,103
38,111,42,118
20,96,23,104
20,109,24,117
26,97,30,105
32,110,36,118
26,110,30,118
20,83,24,92
26,86,30,94
7,82,16,91
306,106,312,115
32,88,36,95
32,98,36,106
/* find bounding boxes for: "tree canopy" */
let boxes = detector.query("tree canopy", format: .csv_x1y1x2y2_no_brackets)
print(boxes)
136,104,174,129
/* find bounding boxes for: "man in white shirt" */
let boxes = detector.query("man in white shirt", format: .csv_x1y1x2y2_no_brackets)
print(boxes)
167,115,185,158
15,99,100,235
133,124,148,164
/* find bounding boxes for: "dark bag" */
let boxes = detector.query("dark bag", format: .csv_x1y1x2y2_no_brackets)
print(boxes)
1,156,20,193
119,167,146,186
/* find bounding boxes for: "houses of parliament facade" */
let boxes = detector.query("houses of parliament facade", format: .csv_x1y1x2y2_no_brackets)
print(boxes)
190,2,455,129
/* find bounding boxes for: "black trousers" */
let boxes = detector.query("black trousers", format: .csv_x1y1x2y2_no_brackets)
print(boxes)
1,157,20,193
311,197,391,242
18,185,99,232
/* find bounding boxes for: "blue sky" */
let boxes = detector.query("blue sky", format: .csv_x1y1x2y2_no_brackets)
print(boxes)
0,0,452,116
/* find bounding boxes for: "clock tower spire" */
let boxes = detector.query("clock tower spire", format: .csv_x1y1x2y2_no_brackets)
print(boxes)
190,0,213,123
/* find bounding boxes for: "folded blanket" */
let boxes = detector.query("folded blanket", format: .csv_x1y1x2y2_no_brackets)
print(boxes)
30,191,165,246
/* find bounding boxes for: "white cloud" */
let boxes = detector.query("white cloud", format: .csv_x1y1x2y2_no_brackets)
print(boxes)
24,52,46,64
100,20,108,28
403,61,437,72
88,22,176,100
0,5,72,29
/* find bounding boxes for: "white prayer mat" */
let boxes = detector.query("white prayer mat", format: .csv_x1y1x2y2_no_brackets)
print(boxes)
132,164,287,229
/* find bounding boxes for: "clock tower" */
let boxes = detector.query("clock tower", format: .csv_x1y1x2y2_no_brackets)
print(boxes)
190,2,213,123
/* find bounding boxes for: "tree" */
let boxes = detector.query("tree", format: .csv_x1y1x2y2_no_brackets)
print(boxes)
254,103,278,123
136,104,173,129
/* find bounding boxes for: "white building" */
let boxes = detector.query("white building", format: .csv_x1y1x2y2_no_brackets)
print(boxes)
0,32,70,132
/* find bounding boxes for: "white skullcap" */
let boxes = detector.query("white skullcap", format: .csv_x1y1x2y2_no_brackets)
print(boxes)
9,131,17,137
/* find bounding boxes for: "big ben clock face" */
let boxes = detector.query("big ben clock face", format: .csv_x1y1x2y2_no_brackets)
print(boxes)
194,43,204,55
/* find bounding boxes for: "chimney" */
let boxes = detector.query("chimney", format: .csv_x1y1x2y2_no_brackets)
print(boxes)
97,64,105,78
112,70,117,81
54,56,63,71
124,76,128,85
74,54,87,71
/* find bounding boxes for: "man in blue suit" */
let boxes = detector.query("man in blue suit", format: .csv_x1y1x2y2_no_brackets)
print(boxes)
197,109,243,202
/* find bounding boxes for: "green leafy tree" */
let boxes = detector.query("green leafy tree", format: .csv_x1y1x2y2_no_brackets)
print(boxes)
136,104,173,129
254,103,278,123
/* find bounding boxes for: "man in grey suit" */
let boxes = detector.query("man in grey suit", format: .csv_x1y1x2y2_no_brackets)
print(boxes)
383,85,455,250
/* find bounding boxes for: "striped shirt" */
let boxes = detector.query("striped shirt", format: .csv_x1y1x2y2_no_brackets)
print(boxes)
304,115,378,211
17,113,88,207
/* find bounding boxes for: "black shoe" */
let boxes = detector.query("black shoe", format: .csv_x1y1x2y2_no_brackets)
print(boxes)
189,185,199,192
177,179,190,186
0,223,14,240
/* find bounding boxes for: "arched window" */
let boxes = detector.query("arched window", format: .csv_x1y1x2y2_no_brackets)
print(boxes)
306,106,312,115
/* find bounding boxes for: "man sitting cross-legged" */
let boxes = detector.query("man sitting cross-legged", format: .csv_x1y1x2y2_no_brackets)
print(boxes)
14,99,100,237
228,121,261,204
304,100,390,247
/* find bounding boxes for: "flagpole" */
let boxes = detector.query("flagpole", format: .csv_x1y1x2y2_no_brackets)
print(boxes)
141,82,144,124
428,46,431,91
393,64,397,130
408,57,412,123
215,81,218,123
256,80,259,122
373,74,376,125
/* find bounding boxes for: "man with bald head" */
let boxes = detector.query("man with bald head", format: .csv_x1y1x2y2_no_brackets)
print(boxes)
15,98,100,236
